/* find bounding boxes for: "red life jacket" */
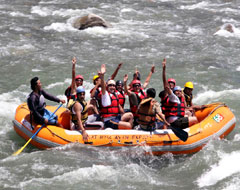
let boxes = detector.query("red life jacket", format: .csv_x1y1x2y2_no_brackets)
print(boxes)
130,89,146,116
161,95,185,118
115,90,125,108
100,92,120,118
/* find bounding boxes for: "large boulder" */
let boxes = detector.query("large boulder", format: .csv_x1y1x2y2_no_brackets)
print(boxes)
73,14,111,30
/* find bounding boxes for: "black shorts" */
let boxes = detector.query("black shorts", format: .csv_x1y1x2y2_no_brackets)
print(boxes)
171,117,189,129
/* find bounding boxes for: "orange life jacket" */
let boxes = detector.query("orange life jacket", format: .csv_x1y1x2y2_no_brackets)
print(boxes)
137,98,156,127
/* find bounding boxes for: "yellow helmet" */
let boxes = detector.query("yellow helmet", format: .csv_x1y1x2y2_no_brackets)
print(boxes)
184,81,194,89
93,75,100,83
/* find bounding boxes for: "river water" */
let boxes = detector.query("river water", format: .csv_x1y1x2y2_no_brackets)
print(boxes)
1,0,240,189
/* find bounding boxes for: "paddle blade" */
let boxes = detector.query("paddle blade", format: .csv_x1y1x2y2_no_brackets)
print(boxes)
12,138,32,156
170,126,188,142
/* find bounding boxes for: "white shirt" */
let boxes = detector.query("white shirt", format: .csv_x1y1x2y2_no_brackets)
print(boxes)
101,91,111,107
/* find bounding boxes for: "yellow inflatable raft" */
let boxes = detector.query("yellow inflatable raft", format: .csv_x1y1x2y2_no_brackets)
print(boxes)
13,102,236,155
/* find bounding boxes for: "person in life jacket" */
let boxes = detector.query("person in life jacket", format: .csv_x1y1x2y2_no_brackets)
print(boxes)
89,63,123,114
137,88,170,131
124,74,146,126
159,58,176,101
64,57,84,102
183,81,206,116
27,77,65,127
98,64,133,129
67,86,89,140
89,75,101,114
115,80,125,108
183,81,194,107
164,85,198,129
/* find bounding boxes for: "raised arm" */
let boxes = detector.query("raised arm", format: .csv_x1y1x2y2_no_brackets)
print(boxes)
124,74,131,96
71,57,77,95
142,65,155,89
99,64,106,95
162,58,168,89
110,63,123,80
124,74,138,106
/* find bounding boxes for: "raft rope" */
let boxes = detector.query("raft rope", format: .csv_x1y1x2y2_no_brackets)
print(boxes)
46,127,73,143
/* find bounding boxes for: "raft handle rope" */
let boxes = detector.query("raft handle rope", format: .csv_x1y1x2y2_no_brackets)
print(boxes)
46,127,74,143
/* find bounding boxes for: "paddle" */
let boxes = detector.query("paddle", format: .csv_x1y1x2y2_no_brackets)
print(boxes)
13,103,63,156
169,125,188,142
156,115,188,142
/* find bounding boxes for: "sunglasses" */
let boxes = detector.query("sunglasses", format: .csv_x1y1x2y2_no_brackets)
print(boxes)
76,79,83,82
108,84,115,87
133,84,140,87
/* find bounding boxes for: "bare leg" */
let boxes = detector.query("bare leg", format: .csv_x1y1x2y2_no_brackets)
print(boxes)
118,121,132,129
118,112,133,129
89,99,99,114
188,116,198,127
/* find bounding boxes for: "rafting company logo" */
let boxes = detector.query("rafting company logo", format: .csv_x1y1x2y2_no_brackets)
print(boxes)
213,113,224,123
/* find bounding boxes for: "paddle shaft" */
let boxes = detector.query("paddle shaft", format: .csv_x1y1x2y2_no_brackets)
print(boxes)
13,103,63,156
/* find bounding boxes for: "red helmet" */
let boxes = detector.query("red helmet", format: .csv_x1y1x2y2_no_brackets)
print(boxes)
132,80,141,85
167,78,176,84
75,75,84,80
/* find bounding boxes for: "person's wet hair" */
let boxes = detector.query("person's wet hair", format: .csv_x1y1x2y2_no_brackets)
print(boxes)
30,77,39,90
158,90,166,99
147,88,156,98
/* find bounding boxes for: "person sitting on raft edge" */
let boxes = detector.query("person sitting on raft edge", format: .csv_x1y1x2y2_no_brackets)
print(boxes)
27,77,65,128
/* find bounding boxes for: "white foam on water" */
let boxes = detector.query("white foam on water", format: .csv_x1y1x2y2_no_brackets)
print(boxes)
233,134,240,142
43,22,76,32
18,165,117,187
45,82,66,89
32,69,42,72
180,2,209,10
187,27,203,35
197,151,240,187
0,43,36,57
18,162,163,189
221,176,240,190
193,88,240,105
0,92,22,119
214,23,240,38
31,6,51,17
218,7,240,14
236,66,240,71
121,8,136,13
10,11,32,18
